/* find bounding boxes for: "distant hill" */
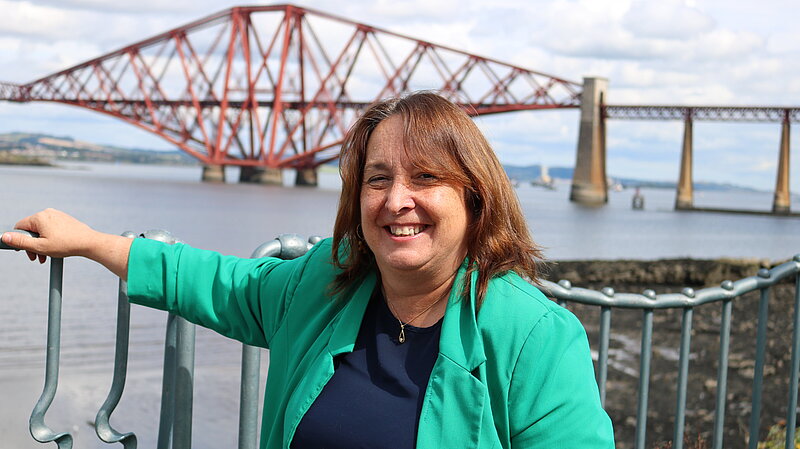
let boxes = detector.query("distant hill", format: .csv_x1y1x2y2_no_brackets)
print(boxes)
502,164,759,192
0,132,198,165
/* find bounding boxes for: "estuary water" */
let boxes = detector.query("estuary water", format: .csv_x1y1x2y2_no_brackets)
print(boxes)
0,162,797,448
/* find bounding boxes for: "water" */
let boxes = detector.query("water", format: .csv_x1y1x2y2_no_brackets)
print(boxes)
0,162,797,448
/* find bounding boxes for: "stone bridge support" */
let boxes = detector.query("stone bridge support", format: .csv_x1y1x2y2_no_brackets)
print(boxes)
675,111,694,210
570,77,608,205
201,164,225,183
295,168,318,187
773,114,791,214
239,166,283,185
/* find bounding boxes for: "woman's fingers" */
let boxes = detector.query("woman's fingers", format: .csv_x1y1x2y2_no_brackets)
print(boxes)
2,231,38,253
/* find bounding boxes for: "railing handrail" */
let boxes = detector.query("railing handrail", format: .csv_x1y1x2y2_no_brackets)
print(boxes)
540,255,800,309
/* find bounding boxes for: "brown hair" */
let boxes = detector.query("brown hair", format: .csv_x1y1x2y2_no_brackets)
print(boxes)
331,91,543,308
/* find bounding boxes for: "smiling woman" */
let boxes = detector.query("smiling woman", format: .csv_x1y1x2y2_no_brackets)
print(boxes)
2,92,615,449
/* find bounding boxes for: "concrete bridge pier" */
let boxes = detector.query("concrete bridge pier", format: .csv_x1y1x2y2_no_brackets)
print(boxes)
675,111,694,210
570,77,608,205
239,166,283,185
772,115,791,214
201,164,226,183
295,168,318,187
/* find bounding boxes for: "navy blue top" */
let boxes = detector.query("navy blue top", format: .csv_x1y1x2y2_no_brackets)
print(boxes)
291,288,443,449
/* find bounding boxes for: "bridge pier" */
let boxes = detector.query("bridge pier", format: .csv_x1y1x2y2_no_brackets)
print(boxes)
201,164,226,183
773,114,791,214
295,168,318,187
239,166,283,185
570,77,608,205
675,111,694,210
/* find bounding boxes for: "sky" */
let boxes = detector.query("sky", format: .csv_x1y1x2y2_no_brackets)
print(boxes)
0,0,798,191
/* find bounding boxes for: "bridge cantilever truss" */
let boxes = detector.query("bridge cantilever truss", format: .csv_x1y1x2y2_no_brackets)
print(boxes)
0,4,581,169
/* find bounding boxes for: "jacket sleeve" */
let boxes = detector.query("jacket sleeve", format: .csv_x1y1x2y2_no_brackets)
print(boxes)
508,307,615,448
125,237,325,349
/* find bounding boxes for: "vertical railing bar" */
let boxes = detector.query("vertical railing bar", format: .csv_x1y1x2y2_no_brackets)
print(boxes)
157,313,178,449
748,286,771,449
143,229,185,449
94,277,137,448
598,306,611,407
557,298,567,307
173,316,196,449
239,345,261,449
635,308,654,449
712,299,733,449
28,257,73,448
673,307,694,449
95,231,138,448
784,272,800,449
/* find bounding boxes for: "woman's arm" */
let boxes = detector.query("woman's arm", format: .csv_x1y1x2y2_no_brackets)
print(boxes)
1,208,132,279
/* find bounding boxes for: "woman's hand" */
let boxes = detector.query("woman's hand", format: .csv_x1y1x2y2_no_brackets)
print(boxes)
3,209,97,262
1,209,132,279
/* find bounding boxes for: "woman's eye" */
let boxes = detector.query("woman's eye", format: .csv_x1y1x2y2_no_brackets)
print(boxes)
366,175,388,185
418,173,438,181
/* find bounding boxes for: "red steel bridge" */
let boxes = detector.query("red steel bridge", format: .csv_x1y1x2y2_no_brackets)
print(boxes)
0,4,581,182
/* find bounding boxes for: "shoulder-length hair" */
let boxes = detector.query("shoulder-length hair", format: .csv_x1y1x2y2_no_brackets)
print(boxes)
331,91,543,308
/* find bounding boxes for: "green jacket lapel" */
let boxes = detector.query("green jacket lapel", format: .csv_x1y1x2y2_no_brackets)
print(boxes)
417,264,491,449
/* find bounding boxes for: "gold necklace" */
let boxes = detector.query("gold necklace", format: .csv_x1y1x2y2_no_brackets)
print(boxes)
383,290,447,344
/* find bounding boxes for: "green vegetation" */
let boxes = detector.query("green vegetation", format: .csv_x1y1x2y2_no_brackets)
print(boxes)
757,423,800,449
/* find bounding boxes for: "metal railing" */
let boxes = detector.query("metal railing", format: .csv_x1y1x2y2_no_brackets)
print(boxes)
1,231,798,449
540,258,800,449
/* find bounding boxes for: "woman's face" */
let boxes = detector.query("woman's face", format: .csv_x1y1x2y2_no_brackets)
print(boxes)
360,115,470,279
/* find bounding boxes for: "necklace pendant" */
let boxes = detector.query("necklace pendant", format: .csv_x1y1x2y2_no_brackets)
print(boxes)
398,327,406,344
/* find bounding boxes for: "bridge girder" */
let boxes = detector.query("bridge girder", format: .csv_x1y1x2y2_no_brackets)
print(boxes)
605,105,800,123
0,4,582,169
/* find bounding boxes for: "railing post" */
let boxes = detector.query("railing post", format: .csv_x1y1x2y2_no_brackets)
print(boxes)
635,308,654,449
239,345,261,449
173,317,196,449
712,293,733,449
28,257,73,448
748,282,772,449
157,313,178,449
673,303,695,449
784,264,800,449
598,306,612,407
95,231,137,448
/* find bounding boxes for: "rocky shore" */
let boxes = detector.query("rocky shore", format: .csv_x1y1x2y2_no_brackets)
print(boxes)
546,257,797,449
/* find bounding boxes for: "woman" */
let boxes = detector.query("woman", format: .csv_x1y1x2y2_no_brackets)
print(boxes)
2,92,614,448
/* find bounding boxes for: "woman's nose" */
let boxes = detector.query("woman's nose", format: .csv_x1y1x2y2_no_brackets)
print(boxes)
385,181,415,214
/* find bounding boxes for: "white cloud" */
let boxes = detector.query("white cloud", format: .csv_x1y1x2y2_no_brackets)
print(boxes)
623,0,715,39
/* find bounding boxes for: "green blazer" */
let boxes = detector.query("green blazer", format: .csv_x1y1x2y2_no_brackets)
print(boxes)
128,238,614,449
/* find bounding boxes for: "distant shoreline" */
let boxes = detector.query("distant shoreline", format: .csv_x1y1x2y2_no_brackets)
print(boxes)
0,155,54,167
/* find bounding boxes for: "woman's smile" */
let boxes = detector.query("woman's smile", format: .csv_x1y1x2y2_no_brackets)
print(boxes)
385,224,428,238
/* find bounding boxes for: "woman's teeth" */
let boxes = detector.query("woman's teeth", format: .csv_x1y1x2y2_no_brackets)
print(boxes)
389,225,424,236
